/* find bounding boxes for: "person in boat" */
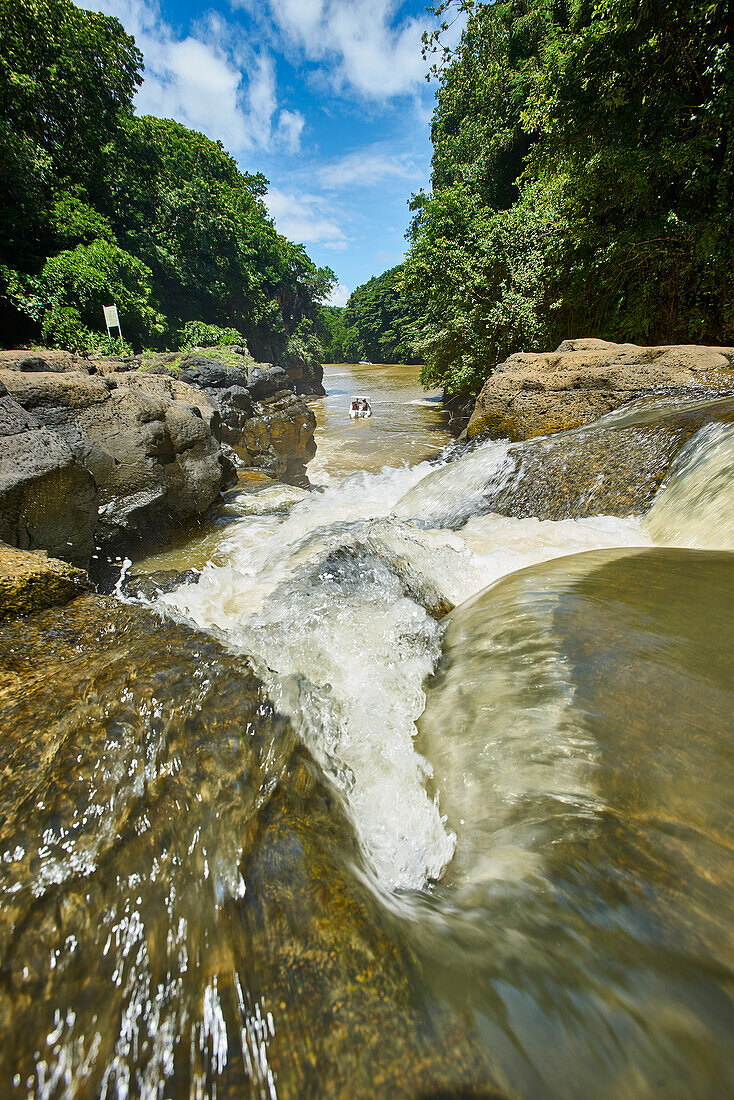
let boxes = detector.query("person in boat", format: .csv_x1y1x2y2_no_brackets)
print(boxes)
349,396,372,418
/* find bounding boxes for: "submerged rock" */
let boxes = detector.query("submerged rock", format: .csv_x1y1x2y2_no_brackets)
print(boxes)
480,395,734,520
468,338,734,442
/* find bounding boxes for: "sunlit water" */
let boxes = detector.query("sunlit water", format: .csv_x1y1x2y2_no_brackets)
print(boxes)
304,362,451,483
2,365,734,1097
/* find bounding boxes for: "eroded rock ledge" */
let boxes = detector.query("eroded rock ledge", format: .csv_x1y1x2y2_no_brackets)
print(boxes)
0,346,319,564
468,338,734,441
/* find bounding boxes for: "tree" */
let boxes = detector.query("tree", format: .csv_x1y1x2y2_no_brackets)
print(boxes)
343,265,424,364
405,0,734,398
39,237,163,349
0,0,142,271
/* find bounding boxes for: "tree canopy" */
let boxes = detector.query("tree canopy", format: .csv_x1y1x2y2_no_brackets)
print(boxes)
0,0,333,360
320,265,424,363
404,0,734,397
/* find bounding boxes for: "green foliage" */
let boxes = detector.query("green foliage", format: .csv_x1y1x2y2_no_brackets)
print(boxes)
406,0,734,397
0,0,141,271
100,115,335,358
39,238,163,346
342,265,424,364
285,319,324,381
319,305,350,362
0,0,331,364
176,320,245,350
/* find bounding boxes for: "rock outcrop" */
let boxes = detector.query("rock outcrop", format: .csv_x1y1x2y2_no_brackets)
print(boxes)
467,338,734,441
0,543,89,619
0,345,320,562
143,352,318,481
0,378,98,564
477,395,734,521
0,366,233,561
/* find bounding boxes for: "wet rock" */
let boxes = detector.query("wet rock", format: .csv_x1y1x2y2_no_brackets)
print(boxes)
0,543,89,619
237,749,504,1099
121,566,202,600
0,595,504,1098
480,397,734,520
468,338,734,442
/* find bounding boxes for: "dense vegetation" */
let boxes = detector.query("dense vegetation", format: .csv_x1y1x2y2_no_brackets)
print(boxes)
320,265,423,363
404,0,734,397
0,0,333,361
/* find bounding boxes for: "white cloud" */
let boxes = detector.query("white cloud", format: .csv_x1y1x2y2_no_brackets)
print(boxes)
328,282,351,307
277,109,306,153
265,187,349,250
314,144,423,190
81,0,303,155
233,0,433,100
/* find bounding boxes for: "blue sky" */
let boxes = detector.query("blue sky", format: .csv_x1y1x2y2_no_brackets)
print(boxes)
81,0,462,305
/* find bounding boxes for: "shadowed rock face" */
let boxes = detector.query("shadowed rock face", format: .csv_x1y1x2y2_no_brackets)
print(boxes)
467,338,734,442
0,595,503,1099
0,381,98,564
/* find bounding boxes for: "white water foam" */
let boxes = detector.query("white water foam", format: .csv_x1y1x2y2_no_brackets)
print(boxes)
163,436,651,892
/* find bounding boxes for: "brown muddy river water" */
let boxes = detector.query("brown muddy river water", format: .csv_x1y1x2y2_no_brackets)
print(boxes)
306,362,451,483
1,365,733,1098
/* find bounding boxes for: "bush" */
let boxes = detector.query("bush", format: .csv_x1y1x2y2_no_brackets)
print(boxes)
40,237,163,348
40,304,134,354
176,320,246,350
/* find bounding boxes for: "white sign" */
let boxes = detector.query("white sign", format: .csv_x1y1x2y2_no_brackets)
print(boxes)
103,304,120,329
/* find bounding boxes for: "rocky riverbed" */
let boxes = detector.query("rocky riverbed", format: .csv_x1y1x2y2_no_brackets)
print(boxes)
1,346,733,1098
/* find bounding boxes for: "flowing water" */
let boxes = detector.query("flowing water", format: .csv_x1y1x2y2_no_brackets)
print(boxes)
305,362,451,483
2,365,733,1098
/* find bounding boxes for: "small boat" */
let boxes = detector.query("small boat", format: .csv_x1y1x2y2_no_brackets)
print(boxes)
358,360,373,365
349,396,372,419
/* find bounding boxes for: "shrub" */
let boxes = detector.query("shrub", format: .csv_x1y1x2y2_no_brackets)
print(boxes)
176,320,245,350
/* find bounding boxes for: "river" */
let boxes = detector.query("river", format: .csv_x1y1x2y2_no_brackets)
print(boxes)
1,363,733,1098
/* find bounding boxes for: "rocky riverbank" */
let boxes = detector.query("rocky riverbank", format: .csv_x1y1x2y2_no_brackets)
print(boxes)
0,346,318,566
467,338,734,441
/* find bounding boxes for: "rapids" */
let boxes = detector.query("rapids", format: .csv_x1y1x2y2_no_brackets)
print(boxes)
2,363,733,1097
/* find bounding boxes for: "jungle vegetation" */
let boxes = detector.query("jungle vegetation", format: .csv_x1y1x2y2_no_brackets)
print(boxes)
0,0,334,360
403,0,734,397
320,265,424,363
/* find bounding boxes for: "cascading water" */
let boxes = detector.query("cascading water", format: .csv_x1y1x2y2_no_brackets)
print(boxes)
2,364,733,1098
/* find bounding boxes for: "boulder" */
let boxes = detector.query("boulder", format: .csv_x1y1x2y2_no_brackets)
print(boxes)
239,391,317,483
0,349,78,372
0,368,233,552
141,351,318,483
0,543,89,619
467,339,734,441
0,380,98,564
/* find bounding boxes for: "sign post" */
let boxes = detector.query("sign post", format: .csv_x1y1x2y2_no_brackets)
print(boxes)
103,304,122,341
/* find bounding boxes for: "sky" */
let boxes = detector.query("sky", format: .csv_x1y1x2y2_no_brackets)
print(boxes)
80,0,460,306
